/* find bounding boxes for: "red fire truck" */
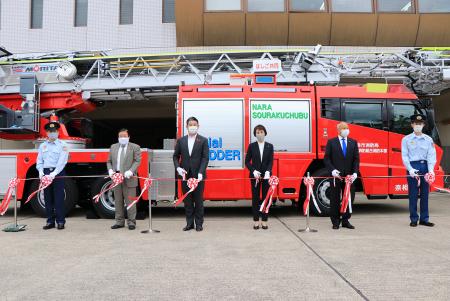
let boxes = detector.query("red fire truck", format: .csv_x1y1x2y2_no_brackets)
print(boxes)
0,71,444,217
177,74,444,214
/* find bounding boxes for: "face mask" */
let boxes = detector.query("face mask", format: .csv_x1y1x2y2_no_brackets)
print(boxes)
118,137,129,145
47,132,58,140
188,126,198,135
340,129,350,138
413,124,424,133
256,133,265,142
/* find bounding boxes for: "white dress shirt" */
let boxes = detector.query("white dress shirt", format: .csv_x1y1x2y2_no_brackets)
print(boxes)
188,134,197,156
117,144,128,171
258,141,265,162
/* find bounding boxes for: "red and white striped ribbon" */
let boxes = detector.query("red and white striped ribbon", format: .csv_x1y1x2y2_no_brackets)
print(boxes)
127,177,152,210
24,175,53,205
340,175,353,214
425,172,450,193
0,178,21,215
93,173,124,203
302,176,321,215
174,178,199,207
259,176,279,214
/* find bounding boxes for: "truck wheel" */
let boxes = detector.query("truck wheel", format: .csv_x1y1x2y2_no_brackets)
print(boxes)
28,178,78,218
311,168,332,216
90,178,116,219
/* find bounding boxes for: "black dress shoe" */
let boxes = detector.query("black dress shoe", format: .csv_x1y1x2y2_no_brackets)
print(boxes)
332,225,339,230
57,224,65,230
196,226,203,232
410,222,418,227
43,224,55,230
253,225,259,230
419,221,435,227
342,222,355,229
261,225,268,230
128,225,136,230
183,225,194,231
111,224,125,229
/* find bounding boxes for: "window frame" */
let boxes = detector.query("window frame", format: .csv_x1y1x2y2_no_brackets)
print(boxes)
204,0,244,12
342,99,388,131
329,0,375,13
162,0,175,23
376,0,415,14
119,0,133,25
74,0,88,27
416,0,450,14
30,0,44,29
289,0,329,13
246,0,287,13
320,98,341,121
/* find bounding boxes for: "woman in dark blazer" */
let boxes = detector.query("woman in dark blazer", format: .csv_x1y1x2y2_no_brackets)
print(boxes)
245,125,274,230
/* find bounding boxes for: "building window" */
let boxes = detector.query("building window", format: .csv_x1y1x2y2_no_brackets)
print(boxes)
418,0,450,13
378,0,413,12
75,0,88,27
120,0,133,25
30,0,44,29
290,0,326,12
205,0,241,11
248,0,285,12
163,0,175,23
331,0,372,13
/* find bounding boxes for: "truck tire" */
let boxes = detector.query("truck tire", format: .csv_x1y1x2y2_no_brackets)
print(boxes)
28,178,78,218
90,177,116,219
310,168,332,216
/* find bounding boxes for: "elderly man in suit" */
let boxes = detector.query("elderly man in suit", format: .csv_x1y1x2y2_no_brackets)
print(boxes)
107,128,142,230
324,122,360,230
173,116,209,232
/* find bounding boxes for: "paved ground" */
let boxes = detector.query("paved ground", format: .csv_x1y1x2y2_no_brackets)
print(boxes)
0,193,449,301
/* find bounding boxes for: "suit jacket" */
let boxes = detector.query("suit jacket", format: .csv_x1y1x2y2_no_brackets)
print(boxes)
173,135,209,178
324,137,360,176
245,141,274,178
107,142,142,187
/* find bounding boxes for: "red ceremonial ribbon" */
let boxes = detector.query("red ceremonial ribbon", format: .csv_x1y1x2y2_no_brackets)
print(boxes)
127,177,152,210
259,176,279,214
93,173,124,203
174,178,199,207
0,178,21,216
340,175,353,214
24,175,53,205
425,172,450,193
302,176,321,215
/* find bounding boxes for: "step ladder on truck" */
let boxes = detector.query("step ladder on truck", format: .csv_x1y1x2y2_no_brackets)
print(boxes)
0,45,448,217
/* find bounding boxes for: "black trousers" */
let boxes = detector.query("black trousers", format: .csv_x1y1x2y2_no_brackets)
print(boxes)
181,178,205,227
43,168,66,225
330,178,354,226
251,179,269,222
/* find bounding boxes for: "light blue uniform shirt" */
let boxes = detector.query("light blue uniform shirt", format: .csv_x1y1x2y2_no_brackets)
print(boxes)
36,139,69,175
401,133,436,172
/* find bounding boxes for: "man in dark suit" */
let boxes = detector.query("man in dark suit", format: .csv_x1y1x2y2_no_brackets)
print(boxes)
173,116,209,232
324,122,360,230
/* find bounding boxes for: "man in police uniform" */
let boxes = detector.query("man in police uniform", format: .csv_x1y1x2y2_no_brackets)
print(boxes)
36,121,69,230
401,114,436,227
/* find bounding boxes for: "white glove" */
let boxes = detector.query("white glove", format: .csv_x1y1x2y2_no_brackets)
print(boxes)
264,171,270,179
49,171,57,180
39,170,44,179
332,169,341,178
253,170,261,179
124,170,133,179
108,169,115,177
351,173,357,183
177,167,187,177
409,169,419,177
197,173,203,181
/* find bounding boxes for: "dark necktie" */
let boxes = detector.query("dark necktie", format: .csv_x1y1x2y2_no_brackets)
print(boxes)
342,138,347,157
